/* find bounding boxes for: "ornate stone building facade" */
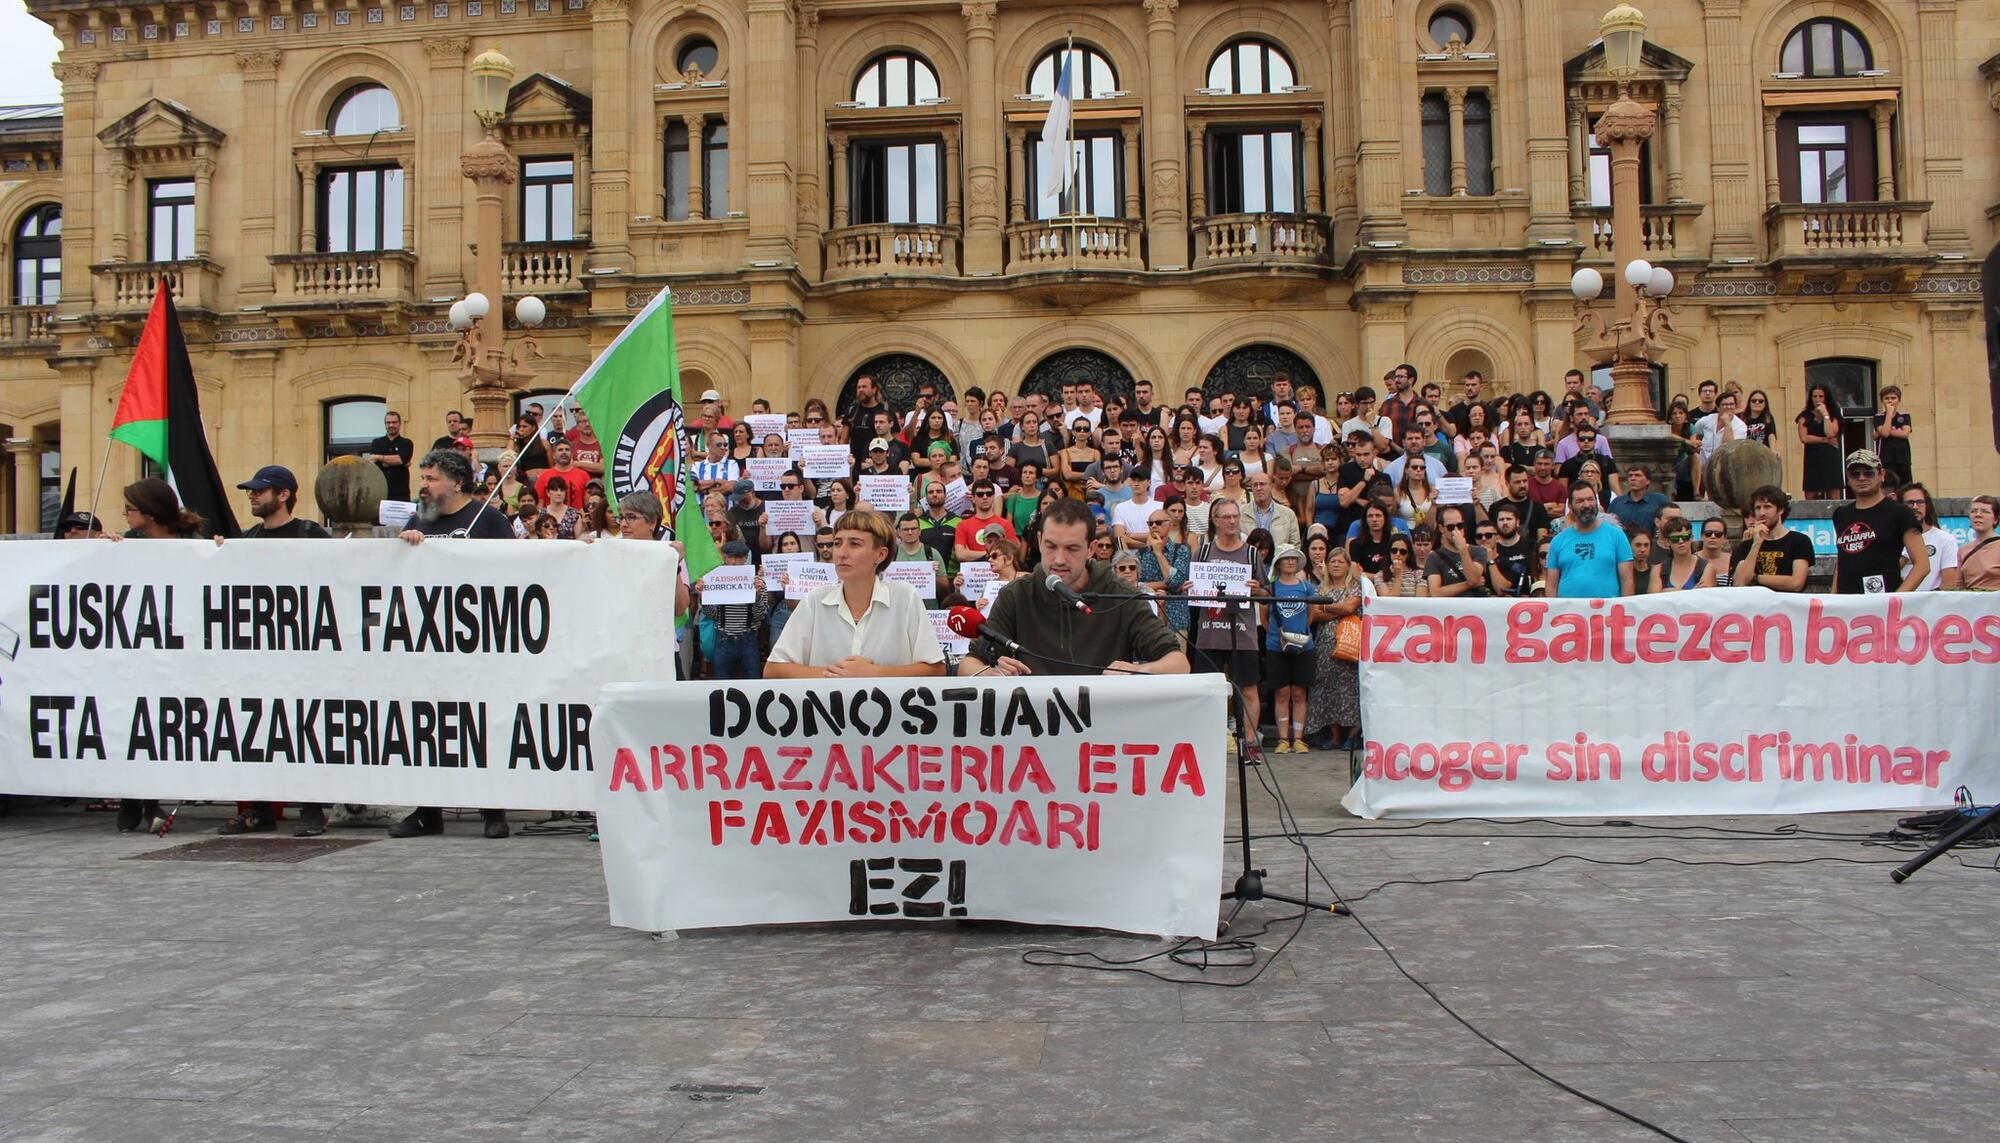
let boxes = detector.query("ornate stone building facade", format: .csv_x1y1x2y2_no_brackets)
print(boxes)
0,0,1995,531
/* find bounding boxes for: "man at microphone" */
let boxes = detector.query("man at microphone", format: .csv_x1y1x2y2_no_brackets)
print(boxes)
956,498,1189,677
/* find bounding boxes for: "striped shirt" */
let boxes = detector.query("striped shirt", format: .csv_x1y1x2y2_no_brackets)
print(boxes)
689,457,742,486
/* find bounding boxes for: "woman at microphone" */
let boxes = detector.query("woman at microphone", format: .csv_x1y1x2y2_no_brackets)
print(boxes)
956,498,1189,677
765,508,947,679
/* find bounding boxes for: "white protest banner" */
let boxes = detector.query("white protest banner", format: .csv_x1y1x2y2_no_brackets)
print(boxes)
784,561,837,600
959,561,995,600
859,475,912,513
764,500,818,538
1345,591,2000,820
377,500,417,528
1436,477,1474,505
592,676,1229,936
787,429,821,460
744,413,787,443
802,445,852,480
744,457,792,493
945,478,971,515
883,561,937,600
699,563,756,605
760,552,812,588
1188,561,1250,609
0,539,681,810
928,610,970,655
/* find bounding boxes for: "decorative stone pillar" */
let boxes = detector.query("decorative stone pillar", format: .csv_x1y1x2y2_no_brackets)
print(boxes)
1871,102,1896,200
191,148,216,258
588,0,634,270
108,155,132,263
1566,88,1587,205
235,49,282,295
683,114,707,218
959,0,1003,272
1006,128,1026,224
1301,114,1323,213
942,130,961,228
794,3,823,277
297,162,318,252
745,0,798,263
53,61,100,308
1913,0,1966,251
1141,0,1188,267
422,35,471,295
1120,122,1142,221
5,438,40,535
1353,0,1406,244
1761,107,1780,208
1186,126,1207,218
1662,82,1685,202
575,126,593,237
1445,87,1469,196
829,131,849,229
1699,0,1757,259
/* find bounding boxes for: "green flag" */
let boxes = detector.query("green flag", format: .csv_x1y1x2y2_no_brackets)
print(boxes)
569,288,721,586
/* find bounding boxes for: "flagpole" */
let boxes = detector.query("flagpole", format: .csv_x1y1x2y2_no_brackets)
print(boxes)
1066,31,1077,277
84,439,116,533
463,324,610,536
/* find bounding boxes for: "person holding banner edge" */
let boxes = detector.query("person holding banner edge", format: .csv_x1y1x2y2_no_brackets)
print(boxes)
957,498,1188,678
765,508,946,679
393,449,516,839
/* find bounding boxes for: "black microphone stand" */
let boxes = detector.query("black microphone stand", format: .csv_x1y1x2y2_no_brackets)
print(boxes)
1078,587,1350,934
1891,800,2000,884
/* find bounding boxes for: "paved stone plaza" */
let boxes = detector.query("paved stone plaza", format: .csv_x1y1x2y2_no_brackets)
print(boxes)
1,758,1994,1143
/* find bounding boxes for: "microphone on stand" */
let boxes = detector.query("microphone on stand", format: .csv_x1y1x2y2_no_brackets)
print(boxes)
1044,574,1093,614
945,605,1026,656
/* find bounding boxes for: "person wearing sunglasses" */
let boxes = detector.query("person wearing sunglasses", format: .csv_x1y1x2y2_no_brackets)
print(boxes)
951,480,1018,563
1831,449,1927,594
1652,520,1714,593
756,472,826,554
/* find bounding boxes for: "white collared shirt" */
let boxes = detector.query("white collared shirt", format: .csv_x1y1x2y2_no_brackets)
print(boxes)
767,577,945,668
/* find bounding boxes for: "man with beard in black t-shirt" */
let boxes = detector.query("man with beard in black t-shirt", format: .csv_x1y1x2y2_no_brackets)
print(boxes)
1830,449,1927,595
842,373,889,464
1730,484,1815,593
393,448,517,839
1485,501,1537,596
1490,464,1553,542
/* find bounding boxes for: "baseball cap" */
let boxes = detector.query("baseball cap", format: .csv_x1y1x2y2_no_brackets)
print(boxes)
729,479,754,499
236,465,298,493
699,388,722,403
1844,448,1883,470
452,436,475,447
61,512,102,532
718,539,750,558
869,437,890,452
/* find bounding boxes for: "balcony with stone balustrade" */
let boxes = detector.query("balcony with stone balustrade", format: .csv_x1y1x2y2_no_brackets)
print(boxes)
1763,200,1933,293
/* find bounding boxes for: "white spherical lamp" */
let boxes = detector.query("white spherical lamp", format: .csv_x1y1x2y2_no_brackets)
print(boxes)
463,291,492,319
447,301,472,331
1647,267,1675,297
1622,259,1654,289
1570,267,1604,301
515,296,546,328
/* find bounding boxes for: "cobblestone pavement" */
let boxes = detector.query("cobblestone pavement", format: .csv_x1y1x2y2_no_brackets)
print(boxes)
1,759,1993,1143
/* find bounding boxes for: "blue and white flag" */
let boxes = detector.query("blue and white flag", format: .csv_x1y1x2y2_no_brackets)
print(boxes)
1037,50,1075,200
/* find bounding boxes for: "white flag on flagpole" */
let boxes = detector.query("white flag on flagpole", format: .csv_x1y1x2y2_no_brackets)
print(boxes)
1037,50,1075,200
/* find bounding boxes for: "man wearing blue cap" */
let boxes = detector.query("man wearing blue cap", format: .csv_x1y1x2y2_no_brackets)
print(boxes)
218,466,333,836
237,466,332,539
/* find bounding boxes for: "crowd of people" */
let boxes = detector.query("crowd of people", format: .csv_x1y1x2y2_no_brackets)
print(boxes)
62,363,2000,831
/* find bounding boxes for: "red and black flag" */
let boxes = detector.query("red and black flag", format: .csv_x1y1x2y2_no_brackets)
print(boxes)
108,280,239,537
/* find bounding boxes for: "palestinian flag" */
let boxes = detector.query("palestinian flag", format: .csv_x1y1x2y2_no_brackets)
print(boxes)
108,281,239,537
568,287,719,585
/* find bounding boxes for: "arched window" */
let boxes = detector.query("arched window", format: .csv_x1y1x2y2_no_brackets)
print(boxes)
676,37,718,77
838,354,953,414
1206,39,1295,95
329,83,402,135
1028,44,1118,100
854,52,940,108
1780,19,1871,78
1021,348,1135,408
1201,345,1322,404
323,396,388,460
1428,7,1473,47
13,204,60,306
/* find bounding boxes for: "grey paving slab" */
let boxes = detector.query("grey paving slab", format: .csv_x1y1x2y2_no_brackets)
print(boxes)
2,757,1994,1143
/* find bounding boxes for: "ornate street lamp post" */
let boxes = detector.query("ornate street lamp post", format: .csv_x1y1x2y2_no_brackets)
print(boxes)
454,45,545,461
1571,3,1670,428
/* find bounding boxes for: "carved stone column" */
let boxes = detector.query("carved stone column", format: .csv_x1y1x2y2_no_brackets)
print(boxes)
1301,114,1323,213
1662,82,1685,202
942,129,962,228
1141,0,1188,267
1186,125,1207,218
1871,102,1896,200
108,155,132,263
54,61,99,308
959,0,1002,272
191,148,216,258
235,49,282,294
5,438,40,535
1761,107,1780,208
745,0,797,262
1006,128,1026,224
1445,87,1469,196
588,0,634,270
794,2,823,277
298,162,318,252
575,126,593,237
1566,88,1587,205
423,35,471,294
683,114,707,218
1120,123,1142,220
830,130,850,228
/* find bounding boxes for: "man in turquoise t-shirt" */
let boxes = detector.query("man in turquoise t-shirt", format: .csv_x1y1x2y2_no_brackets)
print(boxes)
1546,484,1633,598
